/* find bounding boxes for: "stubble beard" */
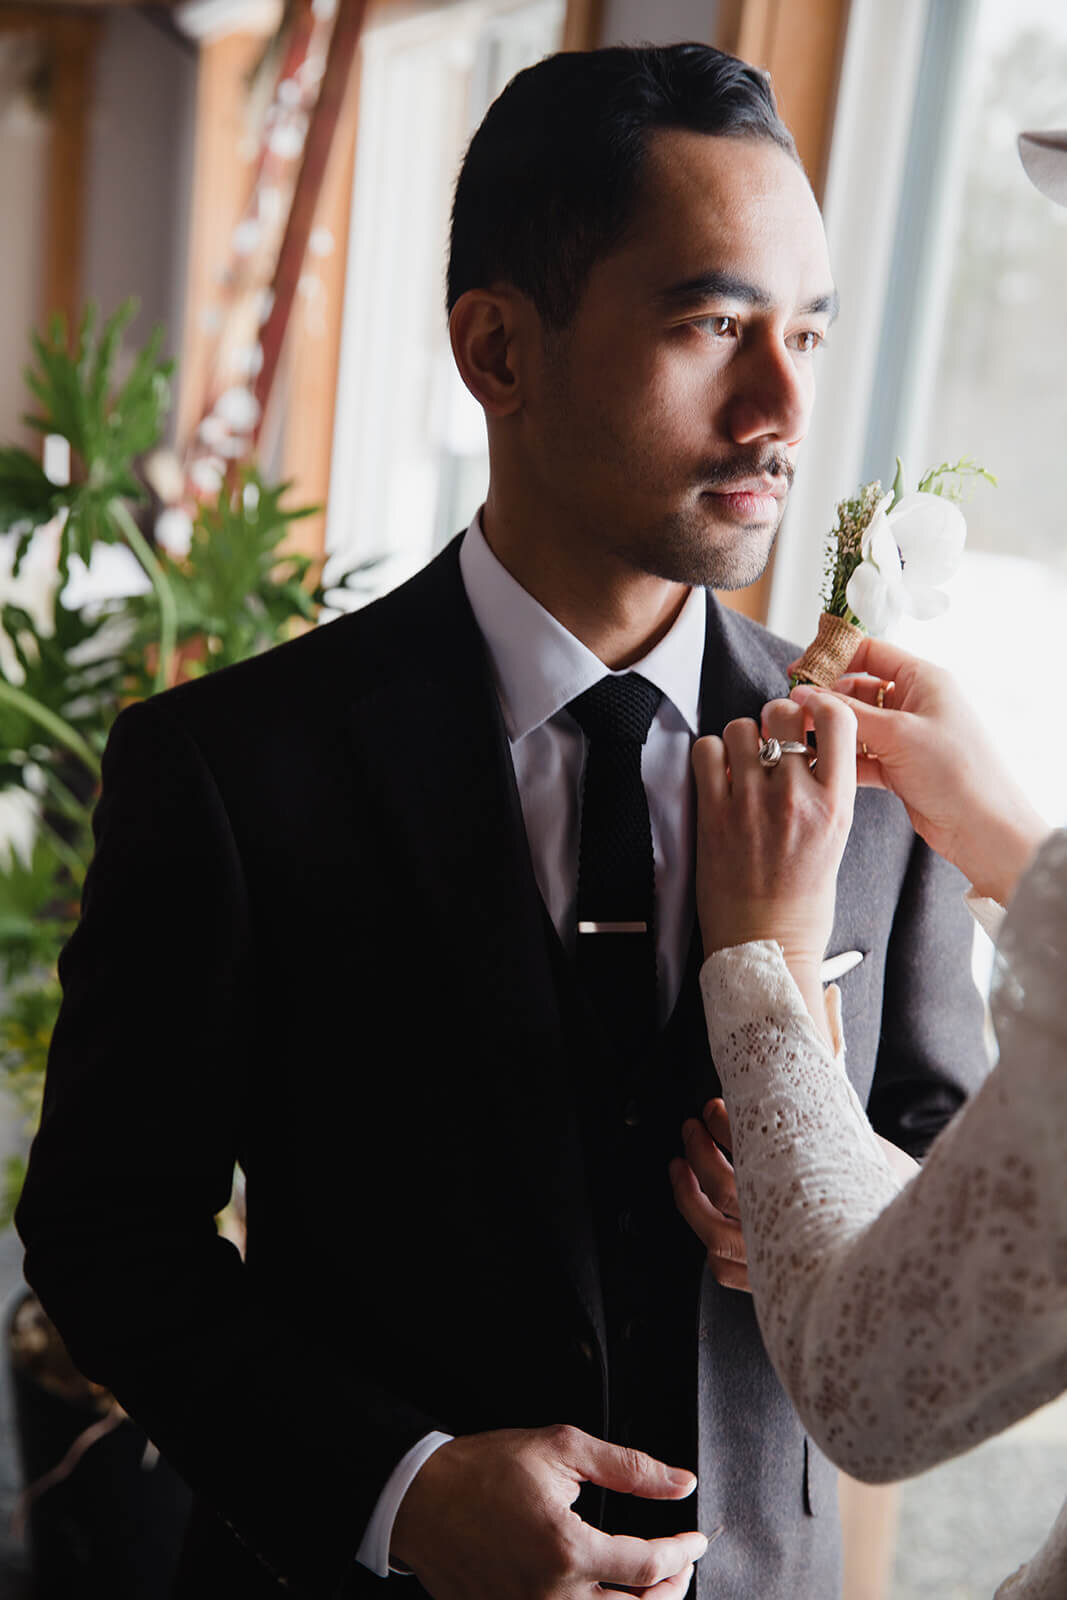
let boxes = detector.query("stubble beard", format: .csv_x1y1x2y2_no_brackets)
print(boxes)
622,495,786,591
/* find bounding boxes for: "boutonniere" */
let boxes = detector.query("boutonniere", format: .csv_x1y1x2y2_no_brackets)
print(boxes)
789,457,995,688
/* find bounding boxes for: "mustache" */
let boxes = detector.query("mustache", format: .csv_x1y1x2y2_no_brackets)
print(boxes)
698,451,795,491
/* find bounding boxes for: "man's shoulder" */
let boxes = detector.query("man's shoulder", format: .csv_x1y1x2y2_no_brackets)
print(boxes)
130,538,472,737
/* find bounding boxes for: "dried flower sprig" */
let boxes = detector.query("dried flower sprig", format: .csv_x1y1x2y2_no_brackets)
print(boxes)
791,455,995,687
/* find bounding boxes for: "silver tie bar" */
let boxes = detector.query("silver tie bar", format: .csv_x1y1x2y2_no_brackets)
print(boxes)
577,920,648,934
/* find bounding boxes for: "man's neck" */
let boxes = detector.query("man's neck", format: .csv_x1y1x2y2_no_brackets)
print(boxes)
480,501,690,670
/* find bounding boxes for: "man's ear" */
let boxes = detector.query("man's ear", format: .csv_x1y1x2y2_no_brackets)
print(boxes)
449,289,528,417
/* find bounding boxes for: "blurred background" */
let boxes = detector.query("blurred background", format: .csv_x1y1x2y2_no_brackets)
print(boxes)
0,0,1064,1595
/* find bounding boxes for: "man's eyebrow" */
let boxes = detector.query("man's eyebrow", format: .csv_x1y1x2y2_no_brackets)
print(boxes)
658,271,772,310
657,271,841,324
801,289,841,323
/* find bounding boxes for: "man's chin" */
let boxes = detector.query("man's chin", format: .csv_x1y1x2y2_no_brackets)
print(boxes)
638,517,779,591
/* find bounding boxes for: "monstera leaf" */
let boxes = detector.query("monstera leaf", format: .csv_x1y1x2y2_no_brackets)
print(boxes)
121,471,320,686
0,302,173,581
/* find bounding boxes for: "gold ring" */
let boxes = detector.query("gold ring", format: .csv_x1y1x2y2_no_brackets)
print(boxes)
875,679,894,710
861,742,869,757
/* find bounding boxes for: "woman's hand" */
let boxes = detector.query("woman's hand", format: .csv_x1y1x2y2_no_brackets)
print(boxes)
693,692,858,1041
792,636,1050,906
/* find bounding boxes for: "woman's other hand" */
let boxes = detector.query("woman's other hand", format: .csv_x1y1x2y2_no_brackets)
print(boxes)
692,691,857,1042
793,637,1049,906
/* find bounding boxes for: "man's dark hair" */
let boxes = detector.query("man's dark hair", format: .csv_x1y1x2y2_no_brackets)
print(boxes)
447,43,799,329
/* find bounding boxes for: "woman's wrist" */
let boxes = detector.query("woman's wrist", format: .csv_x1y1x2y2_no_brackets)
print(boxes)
780,952,835,1049
698,913,835,1044
965,810,1050,906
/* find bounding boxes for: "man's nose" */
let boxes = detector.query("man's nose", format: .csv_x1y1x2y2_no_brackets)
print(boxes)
724,338,811,448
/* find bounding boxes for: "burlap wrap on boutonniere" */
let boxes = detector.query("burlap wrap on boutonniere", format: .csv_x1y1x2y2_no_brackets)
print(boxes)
790,612,867,688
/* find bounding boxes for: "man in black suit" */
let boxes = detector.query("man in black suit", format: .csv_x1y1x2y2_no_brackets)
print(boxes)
17,44,985,1599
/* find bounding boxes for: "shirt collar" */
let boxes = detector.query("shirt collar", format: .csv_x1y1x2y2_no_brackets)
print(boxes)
459,510,705,743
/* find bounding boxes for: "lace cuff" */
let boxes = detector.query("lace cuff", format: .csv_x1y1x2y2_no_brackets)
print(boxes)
699,940,846,1069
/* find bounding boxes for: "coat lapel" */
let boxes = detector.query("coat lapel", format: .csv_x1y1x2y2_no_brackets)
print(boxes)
697,591,793,738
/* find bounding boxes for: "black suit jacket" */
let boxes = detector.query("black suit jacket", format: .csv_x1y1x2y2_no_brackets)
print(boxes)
16,538,987,1597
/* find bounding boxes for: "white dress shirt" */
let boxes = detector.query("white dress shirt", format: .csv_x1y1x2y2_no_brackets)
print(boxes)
356,512,707,1577
460,513,705,1016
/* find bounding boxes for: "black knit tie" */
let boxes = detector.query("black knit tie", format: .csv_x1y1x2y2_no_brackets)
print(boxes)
568,673,663,1059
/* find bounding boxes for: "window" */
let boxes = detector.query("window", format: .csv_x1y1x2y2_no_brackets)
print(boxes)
885,0,1067,835
781,4,1067,1595
325,0,565,603
775,0,1067,831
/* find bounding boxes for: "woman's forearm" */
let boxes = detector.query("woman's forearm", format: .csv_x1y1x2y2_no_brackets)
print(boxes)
701,936,1067,1482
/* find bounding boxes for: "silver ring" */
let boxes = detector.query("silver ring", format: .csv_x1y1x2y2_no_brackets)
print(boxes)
758,737,810,768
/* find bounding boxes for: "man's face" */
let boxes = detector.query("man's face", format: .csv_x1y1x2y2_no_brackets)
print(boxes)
522,130,837,590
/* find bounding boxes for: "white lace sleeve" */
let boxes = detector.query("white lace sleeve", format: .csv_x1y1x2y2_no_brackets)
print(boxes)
699,831,1067,1492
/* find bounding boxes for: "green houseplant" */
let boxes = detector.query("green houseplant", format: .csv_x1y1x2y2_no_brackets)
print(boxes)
0,301,361,1592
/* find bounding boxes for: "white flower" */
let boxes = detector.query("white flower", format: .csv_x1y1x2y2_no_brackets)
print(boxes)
155,508,194,559
198,416,230,450
845,491,966,636
230,342,264,379
232,219,262,256
214,386,261,432
189,457,226,497
268,115,307,160
143,448,186,505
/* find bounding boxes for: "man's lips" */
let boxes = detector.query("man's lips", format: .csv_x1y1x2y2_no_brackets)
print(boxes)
704,477,787,500
702,478,787,522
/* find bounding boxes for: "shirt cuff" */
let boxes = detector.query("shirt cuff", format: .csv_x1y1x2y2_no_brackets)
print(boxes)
964,885,1005,941
356,1430,453,1578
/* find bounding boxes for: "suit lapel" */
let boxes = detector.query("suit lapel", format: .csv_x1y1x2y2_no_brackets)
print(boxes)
343,543,604,1345
697,591,792,737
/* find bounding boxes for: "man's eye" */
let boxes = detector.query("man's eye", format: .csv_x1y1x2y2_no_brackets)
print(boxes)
695,315,737,337
790,329,826,353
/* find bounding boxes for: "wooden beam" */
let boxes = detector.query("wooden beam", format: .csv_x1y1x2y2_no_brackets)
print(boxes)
175,27,266,448
278,11,363,560
0,8,100,339
253,0,367,446
715,0,777,66
43,20,99,336
561,0,603,53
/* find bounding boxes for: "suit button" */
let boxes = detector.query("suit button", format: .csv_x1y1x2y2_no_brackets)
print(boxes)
575,1337,596,1364
622,1098,640,1127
